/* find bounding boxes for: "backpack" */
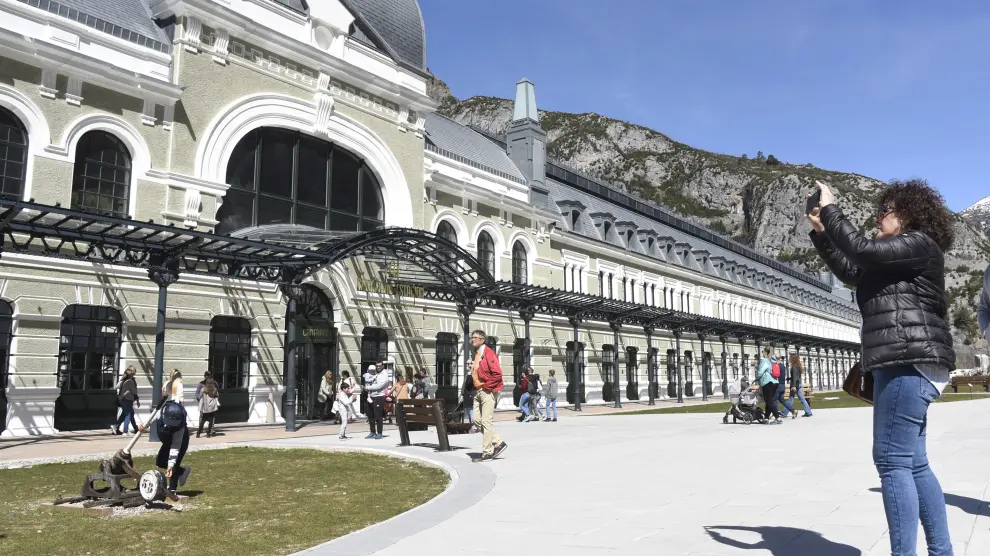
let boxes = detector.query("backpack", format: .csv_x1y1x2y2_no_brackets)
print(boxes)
771,362,781,379
528,374,540,396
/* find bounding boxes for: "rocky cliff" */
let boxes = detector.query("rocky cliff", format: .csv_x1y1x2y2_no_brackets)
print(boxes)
430,77,990,364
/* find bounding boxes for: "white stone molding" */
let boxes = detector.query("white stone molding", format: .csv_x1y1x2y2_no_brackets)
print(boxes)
2,387,61,437
196,93,413,227
213,28,230,64
184,16,203,52
313,92,335,136
183,188,202,227
65,77,83,106
429,210,469,249
141,99,157,127
317,71,331,92
39,69,58,99
162,104,175,131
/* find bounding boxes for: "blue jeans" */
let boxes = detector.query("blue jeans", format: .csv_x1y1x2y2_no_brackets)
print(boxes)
788,386,813,416
873,366,951,556
519,392,531,416
464,405,473,425
115,399,137,433
775,383,795,416
546,398,557,420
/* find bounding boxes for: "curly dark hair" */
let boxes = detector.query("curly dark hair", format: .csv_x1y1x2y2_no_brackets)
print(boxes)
877,179,955,252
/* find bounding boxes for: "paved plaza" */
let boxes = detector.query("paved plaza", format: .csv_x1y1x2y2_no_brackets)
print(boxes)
3,399,989,555
284,399,990,556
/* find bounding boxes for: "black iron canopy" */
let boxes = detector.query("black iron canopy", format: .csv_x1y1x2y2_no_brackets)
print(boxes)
0,199,859,351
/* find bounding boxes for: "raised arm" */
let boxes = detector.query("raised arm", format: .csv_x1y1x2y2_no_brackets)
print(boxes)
819,204,931,273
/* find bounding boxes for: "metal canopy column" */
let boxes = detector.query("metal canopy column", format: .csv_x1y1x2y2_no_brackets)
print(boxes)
816,347,823,391
720,336,729,400
610,322,622,409
282,288,299,433
148,262,179,442
674,330,683,404
645,326,655,406
569,317,582,411
460,303,475,388
521,310,534,367
699,333,708,402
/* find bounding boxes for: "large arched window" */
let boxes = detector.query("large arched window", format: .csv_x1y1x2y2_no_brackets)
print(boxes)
217,128,384,235
0,107,27,201
71,131,132,217
511,241,528,284
437,220,457,244
478,231,495,277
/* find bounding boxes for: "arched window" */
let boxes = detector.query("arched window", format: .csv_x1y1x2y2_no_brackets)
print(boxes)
71,131,131,217
511,241,527,284
435,333,458,387
477,231,495,277
0,107,28,201
209,317,251,390
217,128,384,235
437,220,457,244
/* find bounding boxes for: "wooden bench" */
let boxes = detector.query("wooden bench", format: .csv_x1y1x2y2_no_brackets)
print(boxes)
395,399,452,452
950,375,990,393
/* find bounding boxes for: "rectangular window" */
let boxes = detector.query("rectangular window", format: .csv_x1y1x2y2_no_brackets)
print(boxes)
435,333,458,388
208,318,251,389
259,129,294,197
297,137,329,206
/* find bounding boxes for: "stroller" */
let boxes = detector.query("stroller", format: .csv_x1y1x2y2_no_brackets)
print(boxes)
722,376,765,425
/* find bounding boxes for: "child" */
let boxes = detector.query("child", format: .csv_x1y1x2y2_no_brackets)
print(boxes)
337,375,356,440
544,369,558,422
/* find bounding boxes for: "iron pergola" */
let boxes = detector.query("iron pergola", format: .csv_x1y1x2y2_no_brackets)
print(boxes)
0,199,861,430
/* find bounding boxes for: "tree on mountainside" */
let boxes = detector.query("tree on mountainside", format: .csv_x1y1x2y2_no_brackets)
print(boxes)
766,154,781,166
756,151,765,162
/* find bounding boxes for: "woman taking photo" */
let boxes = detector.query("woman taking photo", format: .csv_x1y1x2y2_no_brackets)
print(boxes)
808,179,954,556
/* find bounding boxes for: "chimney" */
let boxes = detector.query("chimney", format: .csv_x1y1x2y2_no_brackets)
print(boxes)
506,78,548,207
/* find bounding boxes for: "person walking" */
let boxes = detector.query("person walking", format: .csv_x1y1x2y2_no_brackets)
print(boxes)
809,179,956,555
337,374,356,440
393,375,410,401
773,353,795,418
196,371,221,438
461,372,477,431
317,371,334,420
111,366,140,435
978,262,989,348
787,354,813,418
364,364,388,440
470,330,507,462
544,369,559,422
516,368,531,422
755,347,781,424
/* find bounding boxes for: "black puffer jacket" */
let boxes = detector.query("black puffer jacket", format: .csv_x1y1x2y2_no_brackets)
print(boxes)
810,204,955,372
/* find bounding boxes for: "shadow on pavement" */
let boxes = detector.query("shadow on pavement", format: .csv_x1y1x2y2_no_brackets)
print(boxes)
868,487,986,517
705,525,861,556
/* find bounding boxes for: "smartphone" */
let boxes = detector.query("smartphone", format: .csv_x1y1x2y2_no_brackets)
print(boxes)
805,189,822,215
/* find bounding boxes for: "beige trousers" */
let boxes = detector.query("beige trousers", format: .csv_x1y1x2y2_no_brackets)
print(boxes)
473,389,502,456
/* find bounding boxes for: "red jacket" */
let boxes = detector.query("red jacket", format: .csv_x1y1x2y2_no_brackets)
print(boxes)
477,345,505,393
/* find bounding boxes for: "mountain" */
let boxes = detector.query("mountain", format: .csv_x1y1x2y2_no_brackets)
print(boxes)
428,76,990,365
962,194,990,240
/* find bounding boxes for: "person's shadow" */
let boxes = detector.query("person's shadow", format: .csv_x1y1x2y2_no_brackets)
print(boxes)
705,525,861,556
868,487,986,516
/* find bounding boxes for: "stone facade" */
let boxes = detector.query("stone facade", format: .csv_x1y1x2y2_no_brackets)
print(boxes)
0,0,859,436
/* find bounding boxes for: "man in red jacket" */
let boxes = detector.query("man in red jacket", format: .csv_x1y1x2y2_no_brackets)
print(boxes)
470,330,508,462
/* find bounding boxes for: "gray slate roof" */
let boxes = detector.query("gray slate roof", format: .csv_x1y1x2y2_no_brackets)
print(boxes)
340,0,427,73
26,0,171,53
425,114,525,182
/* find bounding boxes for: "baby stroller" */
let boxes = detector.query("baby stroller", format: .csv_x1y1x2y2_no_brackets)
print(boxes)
722,376,764,425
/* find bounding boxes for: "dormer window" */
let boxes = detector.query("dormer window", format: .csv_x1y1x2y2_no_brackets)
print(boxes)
601,220,612,237
557,200,587,234
626,229,634,246
570,211,580,229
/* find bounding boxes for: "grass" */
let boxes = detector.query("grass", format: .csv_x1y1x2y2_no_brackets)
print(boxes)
0,447,447,556
616,390,990,416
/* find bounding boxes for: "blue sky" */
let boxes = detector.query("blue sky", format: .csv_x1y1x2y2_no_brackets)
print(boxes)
418,0,990,212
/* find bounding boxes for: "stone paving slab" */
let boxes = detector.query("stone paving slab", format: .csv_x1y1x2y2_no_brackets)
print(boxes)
277,398,990,556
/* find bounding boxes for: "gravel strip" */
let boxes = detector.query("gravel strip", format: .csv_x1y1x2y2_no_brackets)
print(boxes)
0,443,234,470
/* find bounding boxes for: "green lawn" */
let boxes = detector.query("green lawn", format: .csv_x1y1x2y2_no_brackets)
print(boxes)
617,390,990,415
0,447,447,556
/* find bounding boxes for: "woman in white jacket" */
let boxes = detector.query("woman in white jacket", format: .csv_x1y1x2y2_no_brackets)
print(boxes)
317,371,334,420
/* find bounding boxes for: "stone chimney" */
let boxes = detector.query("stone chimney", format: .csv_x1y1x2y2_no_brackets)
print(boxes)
506,78,549,207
